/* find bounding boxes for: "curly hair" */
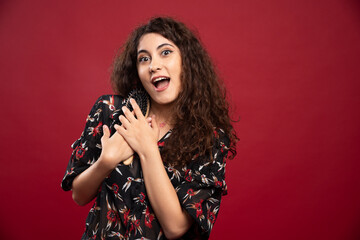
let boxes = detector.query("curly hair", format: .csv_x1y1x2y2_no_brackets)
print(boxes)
111,17,238,167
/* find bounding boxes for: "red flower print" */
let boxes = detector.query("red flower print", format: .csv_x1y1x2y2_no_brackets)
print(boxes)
207,211,216,224
182,188,201,204
139,192,145,203
129,222,134,232
75,146,85,159
112,183,119,194
92,122,103,136
107,210,117,222
100,95,115,111
185,169,192,182
195,200,203,217
158,141,165,147
187,189,195,196
167,165,181,181
134,219,140,227
213,129,219,138
90,201,97,212
134,192,146,205
129,217,143,235
144,207,154,228
215,181,223,187
123,209,130,226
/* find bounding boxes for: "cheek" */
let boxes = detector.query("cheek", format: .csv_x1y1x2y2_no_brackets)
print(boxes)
137,71,149,90
169,61,182,79
137,67,147,82
174,56,182,73
174,60,183,85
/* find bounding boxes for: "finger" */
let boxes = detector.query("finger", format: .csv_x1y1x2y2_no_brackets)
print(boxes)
122,106,136,122
114,124,123,134
145,117,152,126
113,124,127,140
130,98,145,120
103,125,110,138
119,115,130,129
101,125,110,143
115,123,127,137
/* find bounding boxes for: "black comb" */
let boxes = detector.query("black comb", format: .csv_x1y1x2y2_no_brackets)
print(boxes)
125,88,150,117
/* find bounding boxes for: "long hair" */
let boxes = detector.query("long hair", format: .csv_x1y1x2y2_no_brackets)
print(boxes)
111,17,238,167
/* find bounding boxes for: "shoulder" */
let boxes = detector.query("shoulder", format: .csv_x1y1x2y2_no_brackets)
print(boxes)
87,95,125,116
92,95,125,110
85,95,125,126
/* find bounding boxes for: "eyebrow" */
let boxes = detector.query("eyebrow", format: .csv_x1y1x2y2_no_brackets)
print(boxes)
137,43,175,55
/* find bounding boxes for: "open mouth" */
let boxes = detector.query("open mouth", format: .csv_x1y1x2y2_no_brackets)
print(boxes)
152,76,170,91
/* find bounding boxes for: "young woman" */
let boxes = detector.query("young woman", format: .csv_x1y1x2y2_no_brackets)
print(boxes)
61,17,237,240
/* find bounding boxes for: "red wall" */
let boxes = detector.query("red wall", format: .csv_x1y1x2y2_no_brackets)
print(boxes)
1,0,360,239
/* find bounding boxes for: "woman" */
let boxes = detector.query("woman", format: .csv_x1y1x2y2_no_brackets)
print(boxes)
61,17,237,239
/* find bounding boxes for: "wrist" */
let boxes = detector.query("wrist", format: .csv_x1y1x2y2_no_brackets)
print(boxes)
97,155,118,173
138,143,160,162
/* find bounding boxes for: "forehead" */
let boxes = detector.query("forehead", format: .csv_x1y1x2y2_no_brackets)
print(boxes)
137,33,176,51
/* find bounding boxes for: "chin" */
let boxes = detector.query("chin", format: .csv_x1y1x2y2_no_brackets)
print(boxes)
152,96,178,106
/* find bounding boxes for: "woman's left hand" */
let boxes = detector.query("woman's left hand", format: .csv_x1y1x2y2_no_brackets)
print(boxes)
116,98,159,158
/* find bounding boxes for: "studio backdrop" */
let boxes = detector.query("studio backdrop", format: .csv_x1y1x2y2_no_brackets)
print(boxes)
0,0,360,239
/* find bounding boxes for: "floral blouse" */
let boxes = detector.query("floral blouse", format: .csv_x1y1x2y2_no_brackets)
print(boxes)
61,95,230,240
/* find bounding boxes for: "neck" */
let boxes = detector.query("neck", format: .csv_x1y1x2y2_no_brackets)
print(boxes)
149,100,175,128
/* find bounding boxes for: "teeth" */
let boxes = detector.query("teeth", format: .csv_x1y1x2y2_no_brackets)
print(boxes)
153,77,169,82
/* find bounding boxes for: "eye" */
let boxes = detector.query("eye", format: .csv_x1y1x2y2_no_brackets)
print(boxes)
161,49,172,56
138,56,150,63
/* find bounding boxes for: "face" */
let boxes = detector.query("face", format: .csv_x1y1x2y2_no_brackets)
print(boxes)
137,33,182,107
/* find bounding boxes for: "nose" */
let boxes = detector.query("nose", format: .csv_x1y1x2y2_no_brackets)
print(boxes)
149,57,162,72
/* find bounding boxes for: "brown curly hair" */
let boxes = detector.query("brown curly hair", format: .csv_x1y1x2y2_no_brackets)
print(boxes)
111,16,238,167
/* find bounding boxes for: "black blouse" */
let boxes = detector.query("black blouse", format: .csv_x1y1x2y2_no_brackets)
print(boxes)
61,95,229,239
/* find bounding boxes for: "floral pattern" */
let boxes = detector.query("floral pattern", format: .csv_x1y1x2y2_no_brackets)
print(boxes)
61,95,230,239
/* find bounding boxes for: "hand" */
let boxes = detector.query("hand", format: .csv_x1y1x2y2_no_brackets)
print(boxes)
116,98,160,158
99,125,134,170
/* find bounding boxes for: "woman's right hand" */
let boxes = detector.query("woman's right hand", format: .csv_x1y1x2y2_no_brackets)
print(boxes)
99,125,134,170
72,124,133,206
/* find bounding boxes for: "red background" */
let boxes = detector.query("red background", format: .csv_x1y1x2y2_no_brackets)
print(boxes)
1,0,360,239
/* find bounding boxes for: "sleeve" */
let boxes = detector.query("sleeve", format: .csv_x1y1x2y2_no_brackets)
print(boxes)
175,128,230,239
60,96,106,191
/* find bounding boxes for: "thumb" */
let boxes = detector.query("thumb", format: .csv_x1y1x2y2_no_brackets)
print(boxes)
102,125,110,140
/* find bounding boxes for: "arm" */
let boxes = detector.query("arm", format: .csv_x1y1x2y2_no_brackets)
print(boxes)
72,125,134,206
117,100,193,239
139,144,193,239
